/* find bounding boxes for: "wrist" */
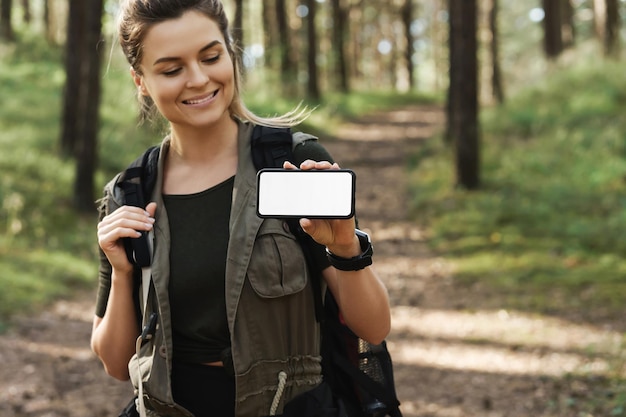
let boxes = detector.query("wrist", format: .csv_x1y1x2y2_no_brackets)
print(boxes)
111,267,135,286
326,229,373,271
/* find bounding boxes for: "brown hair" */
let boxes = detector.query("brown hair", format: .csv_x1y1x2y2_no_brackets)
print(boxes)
117,0,309,127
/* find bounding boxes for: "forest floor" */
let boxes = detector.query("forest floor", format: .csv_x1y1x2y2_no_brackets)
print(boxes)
0,105,624,417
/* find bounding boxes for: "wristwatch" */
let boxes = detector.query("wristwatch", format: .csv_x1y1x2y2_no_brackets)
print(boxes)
326,229,373,271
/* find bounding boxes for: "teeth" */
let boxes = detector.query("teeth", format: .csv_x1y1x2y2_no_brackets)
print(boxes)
185,91,217,105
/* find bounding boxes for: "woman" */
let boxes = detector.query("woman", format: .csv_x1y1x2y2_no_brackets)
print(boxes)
91,1,391,416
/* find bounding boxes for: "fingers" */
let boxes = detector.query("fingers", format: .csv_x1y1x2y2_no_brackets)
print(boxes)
282,160,340,171
97,205,156,270
298,160,341,170
98,206,155,241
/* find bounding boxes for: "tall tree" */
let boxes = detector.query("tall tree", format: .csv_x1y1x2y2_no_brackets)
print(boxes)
21,0,30,23
488,0,504,104
74,0,104,212
448,0,480,189
43,0,51,42
233,0,244,51
562,0,575,48
60,0,86,156
305,0,320,100
60,0,104,210
401,0,415,90
275,0,297,94
594,0,620,57
0,0,13,41
330,0,349,92
542,0,564,59
604,0,619,57
262,0,278,69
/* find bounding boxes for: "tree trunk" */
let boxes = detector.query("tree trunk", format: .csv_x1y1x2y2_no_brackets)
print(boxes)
449,0,480,189
305,0,320,101
262,0,277,70
233,0,244,51
60,0,86,156
43,0,51,42
542,0,563,59
0,0,13,41
489,0,504,104
593,0,619,56
562,0,575,48
20,0,30,23
605,0,620,57
401,0,415,90
275,0,296,94
331,0,349,93
74,0,104,212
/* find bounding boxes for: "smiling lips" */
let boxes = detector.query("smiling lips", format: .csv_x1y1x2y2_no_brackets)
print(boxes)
183,90,218,105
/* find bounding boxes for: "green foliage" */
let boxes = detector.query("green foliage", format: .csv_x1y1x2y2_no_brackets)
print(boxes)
410,58,626,317
0,36,159,328
0,38,99,327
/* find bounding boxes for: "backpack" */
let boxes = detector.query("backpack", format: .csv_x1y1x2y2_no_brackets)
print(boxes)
116,125,402,417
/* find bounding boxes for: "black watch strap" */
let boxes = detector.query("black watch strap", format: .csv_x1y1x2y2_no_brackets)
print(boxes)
326,229,373,271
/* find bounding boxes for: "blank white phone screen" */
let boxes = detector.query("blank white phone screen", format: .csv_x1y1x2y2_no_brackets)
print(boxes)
257,170,355,218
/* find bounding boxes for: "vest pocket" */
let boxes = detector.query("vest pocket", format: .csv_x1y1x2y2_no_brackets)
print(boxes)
247,220,308,298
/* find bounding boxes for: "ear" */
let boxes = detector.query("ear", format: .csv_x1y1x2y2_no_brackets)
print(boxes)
130,67,149,97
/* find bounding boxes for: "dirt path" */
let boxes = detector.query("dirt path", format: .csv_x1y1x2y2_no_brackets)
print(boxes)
0,105,623,417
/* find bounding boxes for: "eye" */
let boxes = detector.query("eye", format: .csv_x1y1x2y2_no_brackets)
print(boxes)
162,67,182,76
202,54,221,64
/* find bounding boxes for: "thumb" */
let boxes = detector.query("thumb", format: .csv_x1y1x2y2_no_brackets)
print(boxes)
145,202,157,217
299,218,314,235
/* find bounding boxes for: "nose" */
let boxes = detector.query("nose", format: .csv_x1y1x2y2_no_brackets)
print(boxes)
186,62,209,88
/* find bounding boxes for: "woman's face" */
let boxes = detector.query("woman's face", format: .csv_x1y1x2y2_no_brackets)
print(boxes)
133,10,235,131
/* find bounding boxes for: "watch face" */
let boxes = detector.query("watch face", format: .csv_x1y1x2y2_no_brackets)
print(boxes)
355,229,373,254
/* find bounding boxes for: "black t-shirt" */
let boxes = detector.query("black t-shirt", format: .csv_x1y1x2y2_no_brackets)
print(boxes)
163,176,234,363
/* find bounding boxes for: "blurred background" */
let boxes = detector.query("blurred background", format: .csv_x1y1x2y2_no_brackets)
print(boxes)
2,1,626,415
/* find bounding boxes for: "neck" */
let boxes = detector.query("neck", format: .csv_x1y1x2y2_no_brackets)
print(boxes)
162,117,240,195
168,116,239,164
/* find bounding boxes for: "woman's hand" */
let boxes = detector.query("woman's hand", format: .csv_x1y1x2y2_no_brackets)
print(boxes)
283,160,361,258
97,202,157,274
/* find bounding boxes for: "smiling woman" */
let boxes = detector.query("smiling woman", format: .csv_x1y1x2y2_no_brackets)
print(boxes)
90,1,391,417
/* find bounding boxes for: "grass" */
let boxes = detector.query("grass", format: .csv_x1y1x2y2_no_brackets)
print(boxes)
410,56,626,318
0,35,432,329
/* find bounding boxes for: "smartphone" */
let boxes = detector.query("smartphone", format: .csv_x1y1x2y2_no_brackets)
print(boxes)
256,169,356,219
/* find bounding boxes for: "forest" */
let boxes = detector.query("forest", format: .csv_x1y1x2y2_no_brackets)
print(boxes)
3,0,626,416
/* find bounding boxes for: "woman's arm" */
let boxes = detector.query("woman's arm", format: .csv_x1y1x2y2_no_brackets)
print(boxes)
91,203,157,380
285,160,391,345
320,247,391,345
91,269,139,380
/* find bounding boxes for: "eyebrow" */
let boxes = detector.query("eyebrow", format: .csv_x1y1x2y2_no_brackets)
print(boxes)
152,40,223,66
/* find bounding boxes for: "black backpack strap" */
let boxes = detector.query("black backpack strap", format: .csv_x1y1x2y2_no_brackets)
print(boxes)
250,124,327,323
116,145,160,267
251,125,293,170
